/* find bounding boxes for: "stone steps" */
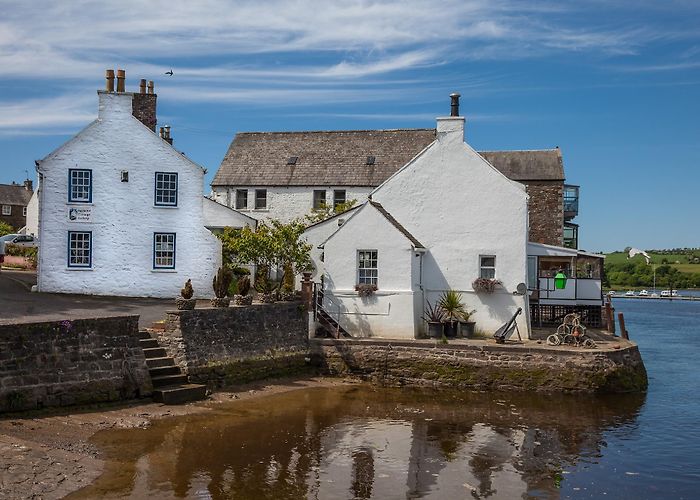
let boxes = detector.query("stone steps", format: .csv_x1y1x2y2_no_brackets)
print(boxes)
139,330,207,405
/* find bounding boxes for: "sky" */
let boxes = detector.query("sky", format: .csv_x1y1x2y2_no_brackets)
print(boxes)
0,0,698,252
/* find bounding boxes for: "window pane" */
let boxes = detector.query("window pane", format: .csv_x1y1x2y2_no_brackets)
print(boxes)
69,169,92,202
481,256,495,267
255,189,267,209
313,190,326,210
68,231,91,267
155,172,178,206
153,233,176,268
357,250,378,285
236,189,248,209
333,190,346,208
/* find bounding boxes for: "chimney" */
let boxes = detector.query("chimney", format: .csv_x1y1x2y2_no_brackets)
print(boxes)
116,69,125,92
23,179,33,192
132,79,157,131
105,69,115,92
160,125,173,145
450,92,460,117
436,92,465,142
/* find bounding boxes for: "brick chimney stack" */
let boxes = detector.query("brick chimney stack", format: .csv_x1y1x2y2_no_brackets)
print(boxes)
132,77,158,131
23,179,33,192
159,125,173,145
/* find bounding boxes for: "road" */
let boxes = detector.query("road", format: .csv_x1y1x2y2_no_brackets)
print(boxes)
0,269,180,327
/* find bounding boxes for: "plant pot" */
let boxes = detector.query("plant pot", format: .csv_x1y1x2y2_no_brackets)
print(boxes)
259,293,276,303
210,297,230,308
459,321,476,338
427,321,444,339
175,297,196,310
444,321,458,338
234,294,253,306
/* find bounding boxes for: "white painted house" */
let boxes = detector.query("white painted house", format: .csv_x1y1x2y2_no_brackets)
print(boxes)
310,106,531,338
35,70,253,298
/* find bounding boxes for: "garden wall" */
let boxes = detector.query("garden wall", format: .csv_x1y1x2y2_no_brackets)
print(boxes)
312,338,647,394
0,316,152,412
157,302,310,388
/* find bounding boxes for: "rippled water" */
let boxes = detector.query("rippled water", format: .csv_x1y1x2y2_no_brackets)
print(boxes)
72,298,700,499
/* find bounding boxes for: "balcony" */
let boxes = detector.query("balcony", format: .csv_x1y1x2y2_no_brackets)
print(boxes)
563,184,579,220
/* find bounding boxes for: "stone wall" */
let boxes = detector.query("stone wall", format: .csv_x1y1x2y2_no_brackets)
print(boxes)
525,181,563,246
312,339,647,394
0,316,152,412
158,302,310,388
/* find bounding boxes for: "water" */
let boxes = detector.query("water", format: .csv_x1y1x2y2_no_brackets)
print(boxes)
72,299,700,499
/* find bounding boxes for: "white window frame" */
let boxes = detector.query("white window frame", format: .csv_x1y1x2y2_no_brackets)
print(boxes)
357,250,378,286
312,190,326,210
22,206,27,217
333,189,346,209
255,189,267,210
154,172,178,207
480,255,496,279
235,189,248,210
68,231,92,268
153,232,176,269
1,205,10,216
68,169,92,203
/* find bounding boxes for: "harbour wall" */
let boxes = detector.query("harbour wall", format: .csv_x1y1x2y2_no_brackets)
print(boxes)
0,316,152,412
311,338,648,394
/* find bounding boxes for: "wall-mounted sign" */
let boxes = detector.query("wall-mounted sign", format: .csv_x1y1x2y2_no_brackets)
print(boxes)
68,207,92,223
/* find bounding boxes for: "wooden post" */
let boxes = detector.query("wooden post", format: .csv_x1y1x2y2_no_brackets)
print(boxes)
300,272,313,310
605,296,616,335
618,313,629,340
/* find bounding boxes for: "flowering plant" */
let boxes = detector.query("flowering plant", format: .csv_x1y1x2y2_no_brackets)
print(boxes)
472,278,502,294
355,283,378,297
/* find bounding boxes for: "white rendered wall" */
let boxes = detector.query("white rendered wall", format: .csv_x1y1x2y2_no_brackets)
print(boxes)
37,91,221,299
202,196,256,230
24,189,39,236
211,185,371,223
301,207,360,282
371,117,530,336
322,203,418,338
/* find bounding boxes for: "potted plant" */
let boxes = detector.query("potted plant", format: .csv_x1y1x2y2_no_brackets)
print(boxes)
175,279,197,310
458,308,477,338
438,290,466,338
280,261,297,301
255,264,277,303
355,283,378,297
234,275,253,305
422,302,446,339
472,278,502,294
211,266,233,307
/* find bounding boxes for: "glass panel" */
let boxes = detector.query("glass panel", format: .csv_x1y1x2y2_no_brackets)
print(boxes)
313,190,326,210
255,190,267,209
357,250,378,285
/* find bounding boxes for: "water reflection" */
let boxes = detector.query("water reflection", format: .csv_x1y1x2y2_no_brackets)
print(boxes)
72,386,644,499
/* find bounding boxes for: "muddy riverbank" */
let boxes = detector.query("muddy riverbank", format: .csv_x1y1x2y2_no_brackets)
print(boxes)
0,377,355,500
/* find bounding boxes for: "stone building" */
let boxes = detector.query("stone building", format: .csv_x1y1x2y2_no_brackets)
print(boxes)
34,70,253,298
212,127,579,248
0,180,33,231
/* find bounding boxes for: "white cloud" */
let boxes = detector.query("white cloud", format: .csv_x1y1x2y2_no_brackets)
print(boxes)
0,94,94,133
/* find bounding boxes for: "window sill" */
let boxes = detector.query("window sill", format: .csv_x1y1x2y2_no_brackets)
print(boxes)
153,205,179,209
66,202,93,206
151,269,178,273
66,267,93,271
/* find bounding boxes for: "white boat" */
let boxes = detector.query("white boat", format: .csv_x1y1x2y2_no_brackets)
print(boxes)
639,290,649,296
672,290,679,297
651,292,659,298
607,290,616,296
661,290,671,297
625,290,635,296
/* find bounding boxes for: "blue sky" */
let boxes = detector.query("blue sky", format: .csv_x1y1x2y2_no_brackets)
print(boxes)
0,0,698,252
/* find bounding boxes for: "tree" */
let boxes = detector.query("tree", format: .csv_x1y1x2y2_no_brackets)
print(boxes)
0,221,13,237
305,200,358,224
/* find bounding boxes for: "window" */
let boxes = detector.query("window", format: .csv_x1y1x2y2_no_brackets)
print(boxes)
333,190,346,209
255,189,267,209
22,206,27,217
154,172,178,206
287,156,298,165
235,189,248,210
366,155,376,165
68,169,92,203
358,250,378,285
68,231,92,268
153,233,176,269
1,205,10,216
480,255,496,279
313,190,326,210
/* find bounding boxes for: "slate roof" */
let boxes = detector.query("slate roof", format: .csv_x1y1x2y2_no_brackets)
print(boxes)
212,129,564,187
0,183,32,206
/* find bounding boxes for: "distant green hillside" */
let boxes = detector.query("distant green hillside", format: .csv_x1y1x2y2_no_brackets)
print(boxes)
604,249,700,289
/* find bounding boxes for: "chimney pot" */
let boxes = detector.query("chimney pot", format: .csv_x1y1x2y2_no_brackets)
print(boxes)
449,92,460,117
116,69,126,92
105,69,115,92
147,81,154,94
139,79,147,94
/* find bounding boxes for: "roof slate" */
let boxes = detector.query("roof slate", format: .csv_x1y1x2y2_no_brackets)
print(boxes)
0,184,32,206
212,129,564,187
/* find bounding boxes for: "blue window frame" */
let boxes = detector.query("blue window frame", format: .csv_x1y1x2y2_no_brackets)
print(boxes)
154,172,178,206
68,169,92,203
68,231,92,268
153,232,176,269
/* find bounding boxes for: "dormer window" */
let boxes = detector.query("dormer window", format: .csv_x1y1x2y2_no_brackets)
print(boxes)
287,156,298,165
366,156,376,165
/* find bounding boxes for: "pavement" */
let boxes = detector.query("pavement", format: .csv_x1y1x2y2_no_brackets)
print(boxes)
0,269,180,327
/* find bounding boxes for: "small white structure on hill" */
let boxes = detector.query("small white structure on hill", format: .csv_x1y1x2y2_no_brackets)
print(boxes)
35,70,253,298
307,96,530,338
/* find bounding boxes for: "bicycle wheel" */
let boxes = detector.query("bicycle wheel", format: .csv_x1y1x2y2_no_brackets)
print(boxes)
546,334,561,346
583,338,597,349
